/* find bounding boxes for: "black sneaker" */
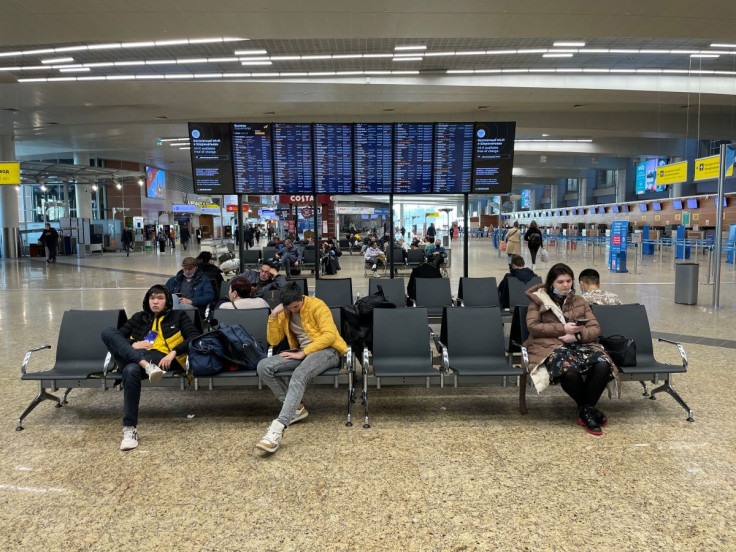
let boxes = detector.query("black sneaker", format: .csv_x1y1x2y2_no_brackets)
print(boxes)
577,406,603,436
592,408,609,427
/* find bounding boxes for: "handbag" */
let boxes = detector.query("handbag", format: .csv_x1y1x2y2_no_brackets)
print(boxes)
499,240,507,251
598,335,636,369
540,248,549,262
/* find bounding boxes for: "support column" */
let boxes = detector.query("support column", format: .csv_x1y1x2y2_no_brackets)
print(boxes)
616,169,627,203
578,178,588,207
0,125,21,258
550,185,559,209
74,152,93,219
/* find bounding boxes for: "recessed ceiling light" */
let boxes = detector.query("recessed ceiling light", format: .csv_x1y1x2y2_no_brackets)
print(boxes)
392,57,422,62
394,45,427,51
42,57,74,64
553,41,586,47
711,43,736,48
234,49,267,56
691,54,720,58
59,67,90,73
542,133,550,136
242,61,272,66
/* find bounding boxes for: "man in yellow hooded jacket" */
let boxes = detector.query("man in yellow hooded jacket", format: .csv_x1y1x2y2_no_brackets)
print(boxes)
256,283,347,453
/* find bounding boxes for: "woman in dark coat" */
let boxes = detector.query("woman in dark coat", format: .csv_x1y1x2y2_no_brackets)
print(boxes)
524,263,618,436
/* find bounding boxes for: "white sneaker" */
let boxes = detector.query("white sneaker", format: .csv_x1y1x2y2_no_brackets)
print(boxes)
532,264,536,270
145,363,164,384
290,404,309,425
256,420,285,453
120,426,138,451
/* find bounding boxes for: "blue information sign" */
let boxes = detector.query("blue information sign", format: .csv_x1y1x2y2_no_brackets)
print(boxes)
609,220,629,273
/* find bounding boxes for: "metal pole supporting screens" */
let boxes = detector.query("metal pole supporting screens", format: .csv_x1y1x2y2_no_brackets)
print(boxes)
463,195,469,277
237,194,245,273
712,143,733,309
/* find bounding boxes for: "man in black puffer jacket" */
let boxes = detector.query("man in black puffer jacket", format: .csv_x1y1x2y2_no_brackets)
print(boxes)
101,285,199,451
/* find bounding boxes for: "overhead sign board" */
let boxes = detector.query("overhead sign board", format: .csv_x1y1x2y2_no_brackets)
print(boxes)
655,161,688,186
0,161,20,185
694,154,735,181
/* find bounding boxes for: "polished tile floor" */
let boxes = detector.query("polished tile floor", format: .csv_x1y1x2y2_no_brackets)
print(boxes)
2,238,735,551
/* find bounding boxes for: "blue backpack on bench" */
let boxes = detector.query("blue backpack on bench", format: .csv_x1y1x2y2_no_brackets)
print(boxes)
188,324,266,376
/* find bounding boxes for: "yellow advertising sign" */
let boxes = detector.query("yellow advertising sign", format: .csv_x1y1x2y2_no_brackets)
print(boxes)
425,212,440,218
694,155,734,181
0,161,20,185
654,161,688,186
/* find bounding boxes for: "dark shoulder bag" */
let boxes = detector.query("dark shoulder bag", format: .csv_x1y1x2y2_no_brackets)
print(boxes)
598,335,636,369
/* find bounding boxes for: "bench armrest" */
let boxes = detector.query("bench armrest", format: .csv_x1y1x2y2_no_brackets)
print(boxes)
103,352,116,376
510,340,530,373
21,345,52,375
657,338,688,370
362,346,370,375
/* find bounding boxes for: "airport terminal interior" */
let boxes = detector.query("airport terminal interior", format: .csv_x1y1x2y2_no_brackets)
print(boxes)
1,2,736,551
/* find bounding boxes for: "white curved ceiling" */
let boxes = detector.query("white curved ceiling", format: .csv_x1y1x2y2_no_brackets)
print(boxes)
0,0,734,187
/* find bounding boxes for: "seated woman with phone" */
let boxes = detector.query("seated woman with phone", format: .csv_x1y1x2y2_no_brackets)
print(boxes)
523,263,619,435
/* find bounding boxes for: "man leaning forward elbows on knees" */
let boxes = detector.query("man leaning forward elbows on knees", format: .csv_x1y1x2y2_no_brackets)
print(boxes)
101,285,199,451
256,283,347,453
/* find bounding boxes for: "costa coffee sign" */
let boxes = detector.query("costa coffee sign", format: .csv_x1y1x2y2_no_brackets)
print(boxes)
278,194,334,204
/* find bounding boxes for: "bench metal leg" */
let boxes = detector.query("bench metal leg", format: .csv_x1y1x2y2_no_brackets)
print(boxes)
362,372,370,429
16,384,62,431
519,373,528,415
649,375,694,422
639,380,649,396
346,370,355,427
61,388,72,404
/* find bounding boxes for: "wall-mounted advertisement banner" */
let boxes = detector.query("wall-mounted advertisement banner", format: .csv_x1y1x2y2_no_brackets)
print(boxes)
655,161,688,186
200,207,221,215
635,159,667,194
694,154,735,181
172,204,197,213
225,205,249,212
278,194,334,204
0,161,20,185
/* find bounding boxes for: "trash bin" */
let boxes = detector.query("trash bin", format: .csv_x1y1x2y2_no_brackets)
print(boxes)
442,235,449,247
675,262,698,304
76,244,87,258
144,240,152,251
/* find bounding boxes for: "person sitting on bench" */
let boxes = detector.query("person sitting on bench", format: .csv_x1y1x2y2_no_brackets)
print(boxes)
274,238,302,279
578,268,622,306
166,257,216,315
101,285,199,451
524,263,618,436
498,255,538,308
255,284,347,454
427,239,447,269
364,241,386,273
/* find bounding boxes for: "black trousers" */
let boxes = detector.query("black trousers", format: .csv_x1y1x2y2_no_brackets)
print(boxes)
557,361,611,409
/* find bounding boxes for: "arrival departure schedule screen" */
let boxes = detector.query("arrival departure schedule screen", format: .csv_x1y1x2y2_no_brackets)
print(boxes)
354,123,392,194
433,122,473,193
314,123,352,194
231,123,274,194
393,123,433,194
273,124,313,194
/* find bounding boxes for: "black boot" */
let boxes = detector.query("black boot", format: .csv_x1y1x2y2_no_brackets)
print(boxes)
592,408,609,427
577,406,603,435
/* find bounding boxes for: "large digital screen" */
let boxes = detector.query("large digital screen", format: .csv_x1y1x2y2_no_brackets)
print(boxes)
635,158,667,195
471,122,516,193
231,123,274,194
520,189,531,209
145,166,166,199
394,123,433,194
433,122,473,193
314,123,352,194
273,124,313,194
354,123,392,194
188,122,235,195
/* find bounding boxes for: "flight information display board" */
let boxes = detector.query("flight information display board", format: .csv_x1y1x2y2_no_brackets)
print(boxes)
354,123,392,194
433,122,473,193
393,123,433,194
188,122,235,194
314,123,353,194
471,122,516,193
273,123,313,194
231,123,274,194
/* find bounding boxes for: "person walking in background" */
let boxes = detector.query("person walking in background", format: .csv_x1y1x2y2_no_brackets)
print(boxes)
168,228,176,250
180,226,190,251
426,222,436,241
40,223,59,263
524,220,543,270
121,226,133,257
196,227,202,245
157,228,167,255
504,221,522,269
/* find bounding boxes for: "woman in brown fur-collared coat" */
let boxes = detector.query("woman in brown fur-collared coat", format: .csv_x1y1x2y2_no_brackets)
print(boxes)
523,263,619,435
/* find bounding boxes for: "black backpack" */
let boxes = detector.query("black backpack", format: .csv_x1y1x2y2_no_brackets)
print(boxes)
341,286,395,349
188,324,266,376
528,232,542,248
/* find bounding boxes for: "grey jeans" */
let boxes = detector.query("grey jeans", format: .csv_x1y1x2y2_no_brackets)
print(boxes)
257,347,340,426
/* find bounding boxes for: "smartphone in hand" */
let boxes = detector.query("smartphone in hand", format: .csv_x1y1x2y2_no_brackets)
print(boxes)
574,319,589,325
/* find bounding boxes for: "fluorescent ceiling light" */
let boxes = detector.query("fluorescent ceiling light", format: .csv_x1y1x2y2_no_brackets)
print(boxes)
176,58,209,64
308,71,336,76
237,56,270,61
55,46,88,53
393,52,425,57
87,43,122,50
486,50,516,55
122,42,155,49
543,53,573,58
392,57,422,62
59,67,90,72
164,73,192,79
159,138,189,142
332,54,363,59
77,76,106,81
711,43,736,48
691,54,719,58
301,55,332,60
363,53,393,58
178,146,191,150
609,49,640,54
548,49,577,53
145,60,172,65
234,49,267,55
270,56,301,61
155,39,189,46
394,45,427,51
24,48,55,55
424,51,456,57
517,49,548,54
114,61,146,66
668,50,699,55
553,41,586,47
207,57,239,62
241,61,272,66
193,73,222,79
42,57,74,64
579,49,609,53
639,49,670,54
0,51,23,57
86,62,114,67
